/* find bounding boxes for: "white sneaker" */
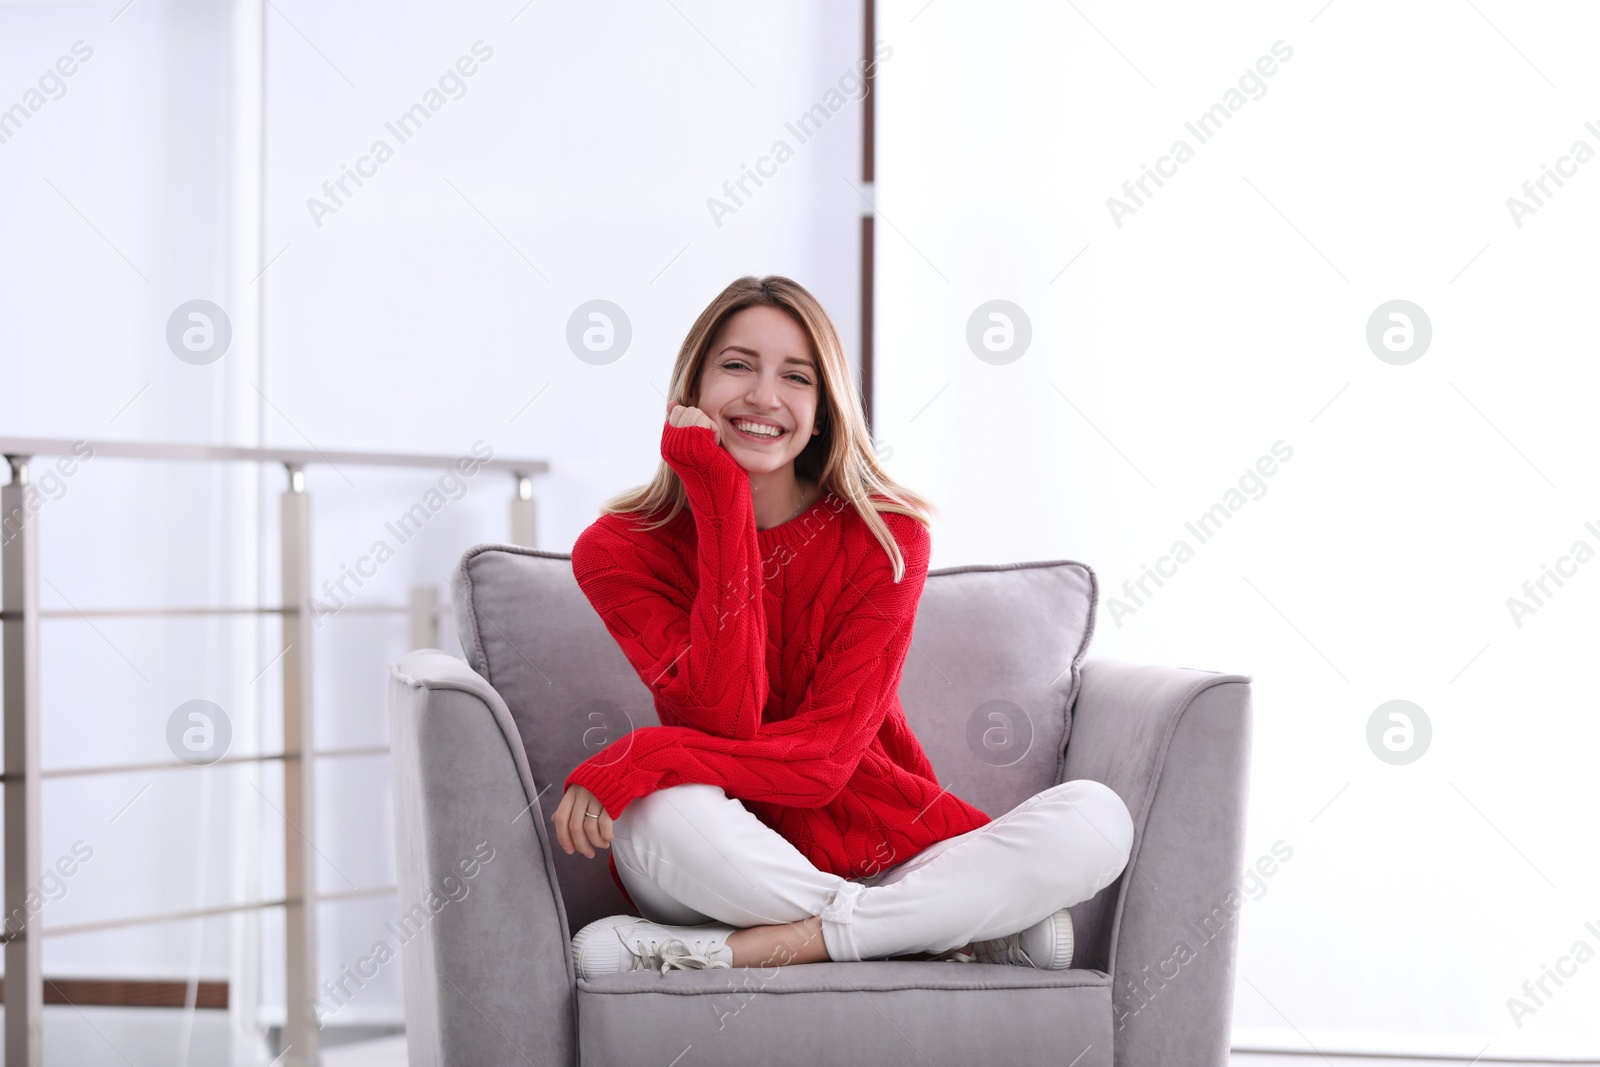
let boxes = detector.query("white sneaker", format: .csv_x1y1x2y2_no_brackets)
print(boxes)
571,914,737,979
940,907,1075,970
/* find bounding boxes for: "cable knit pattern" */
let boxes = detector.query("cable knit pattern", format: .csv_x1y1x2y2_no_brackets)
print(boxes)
566,420,992,888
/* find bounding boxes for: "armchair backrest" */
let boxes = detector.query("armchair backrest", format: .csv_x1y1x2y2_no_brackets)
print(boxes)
451,542,1098,936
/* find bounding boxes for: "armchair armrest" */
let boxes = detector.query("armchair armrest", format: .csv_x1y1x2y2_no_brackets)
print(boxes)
1061,658,1253,1067
388,649,576,1067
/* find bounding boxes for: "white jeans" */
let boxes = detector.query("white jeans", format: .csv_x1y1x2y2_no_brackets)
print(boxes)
610,779,1135,963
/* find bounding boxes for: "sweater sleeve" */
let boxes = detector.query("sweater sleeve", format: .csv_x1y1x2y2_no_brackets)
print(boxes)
568,419,767,741
564,510,930,818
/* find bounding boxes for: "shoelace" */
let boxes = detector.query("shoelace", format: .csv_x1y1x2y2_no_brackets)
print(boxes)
939,936,1037,967
629,936,732,974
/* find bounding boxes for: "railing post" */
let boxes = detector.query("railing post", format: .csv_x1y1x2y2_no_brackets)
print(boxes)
408,583,439,650
280,464,320,1066
2,455,43,1067
510,472,537,547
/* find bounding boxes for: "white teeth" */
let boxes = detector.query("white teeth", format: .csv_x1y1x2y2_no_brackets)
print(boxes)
733,420,782,437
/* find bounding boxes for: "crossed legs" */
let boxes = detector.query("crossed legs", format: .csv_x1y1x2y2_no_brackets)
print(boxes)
610,779,1134,966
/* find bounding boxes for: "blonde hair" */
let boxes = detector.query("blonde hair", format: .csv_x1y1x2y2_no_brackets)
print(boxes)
598,274,937,582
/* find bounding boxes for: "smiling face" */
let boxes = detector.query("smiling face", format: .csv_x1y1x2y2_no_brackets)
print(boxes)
691,304,822,476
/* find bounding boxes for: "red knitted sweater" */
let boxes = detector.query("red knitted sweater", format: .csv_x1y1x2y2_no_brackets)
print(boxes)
564,420,992,905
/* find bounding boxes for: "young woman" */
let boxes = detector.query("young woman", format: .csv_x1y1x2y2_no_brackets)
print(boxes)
551,275,1133,977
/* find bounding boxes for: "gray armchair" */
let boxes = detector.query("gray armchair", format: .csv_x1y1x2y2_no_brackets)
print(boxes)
387,543,1253,1066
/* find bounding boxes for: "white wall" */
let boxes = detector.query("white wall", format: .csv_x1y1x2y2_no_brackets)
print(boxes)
1,0,257,984
1,0,869,1053
875,0,1599,1057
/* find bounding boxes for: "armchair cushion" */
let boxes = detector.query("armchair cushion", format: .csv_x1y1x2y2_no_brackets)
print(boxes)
578,961,1112,1067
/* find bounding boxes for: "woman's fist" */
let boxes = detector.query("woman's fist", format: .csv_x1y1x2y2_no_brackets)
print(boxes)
667,400,722,447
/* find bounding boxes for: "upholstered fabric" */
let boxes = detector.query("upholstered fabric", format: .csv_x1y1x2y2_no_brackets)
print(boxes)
388,650,577,1067
1064,661,1253,1065
577,962,1113,1067
891,559,1098,820
382,541,1253,1067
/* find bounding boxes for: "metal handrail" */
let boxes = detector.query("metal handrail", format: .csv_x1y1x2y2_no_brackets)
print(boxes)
1,600,457,620
0,744,392,783
0,436,549,475
17,606,292,619
1,434,544,1065
8,884,400,942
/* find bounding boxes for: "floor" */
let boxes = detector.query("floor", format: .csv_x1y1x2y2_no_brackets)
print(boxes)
326,1045,1595,1066
1233,1057,1588,1066
308,1044,1600,1066
7,1010,1588,1066
322,1036,409,1065
0,1009,405,1066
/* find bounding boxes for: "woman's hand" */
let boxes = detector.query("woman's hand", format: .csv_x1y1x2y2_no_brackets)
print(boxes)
552,784,614,859
666,400,722,447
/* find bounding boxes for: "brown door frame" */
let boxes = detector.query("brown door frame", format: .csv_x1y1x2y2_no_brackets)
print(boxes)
860,0,877,433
